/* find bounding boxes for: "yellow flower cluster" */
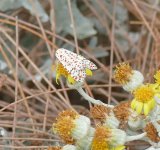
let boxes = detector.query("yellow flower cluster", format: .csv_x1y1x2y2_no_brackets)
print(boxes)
91,126,125,150
53,110,78,144
56,63,76,84
114,63,133,85
51,49,160,149
114,63,160,116
51,109,126,150
131,84,156,115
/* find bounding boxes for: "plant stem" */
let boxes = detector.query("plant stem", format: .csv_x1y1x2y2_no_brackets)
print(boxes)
67,82,114,108
126,132,147,142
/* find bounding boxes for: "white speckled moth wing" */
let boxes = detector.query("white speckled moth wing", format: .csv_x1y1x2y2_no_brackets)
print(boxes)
56,48,97,82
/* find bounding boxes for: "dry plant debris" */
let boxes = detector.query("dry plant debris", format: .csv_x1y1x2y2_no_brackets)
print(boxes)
0,0,160,149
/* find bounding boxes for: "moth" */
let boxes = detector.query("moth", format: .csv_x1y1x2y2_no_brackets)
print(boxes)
56,48,97,82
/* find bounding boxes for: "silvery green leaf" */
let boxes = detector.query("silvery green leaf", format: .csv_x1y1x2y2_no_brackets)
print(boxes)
0,60,7,70
89,0,109,35
28,59,55,81
115,29,129,52
88,36,108,58
22,0,49,22
0,43,27,79
89,36,98,48
91,47,109,58
89,17,106,35
0,127,11,150
21,33,40,50
91,0,109,17
115,1,128,26
54,0,96,39
62,42,75,52
115,29,140,52
0,0,49,22
129,32,140,53
105,0,128,26
114,1,129,53
0,0,22,11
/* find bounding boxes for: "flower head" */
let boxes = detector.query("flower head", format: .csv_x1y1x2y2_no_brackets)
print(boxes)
91,126,126,150
56,110,78,120
114,63,133,85
53,110,91,144
55,48,97,84
114,63,144,92
131,84,156,115
113,101,131,129
90,105,119,129
90,105,111,121
91,126,110,150
145,122,160,143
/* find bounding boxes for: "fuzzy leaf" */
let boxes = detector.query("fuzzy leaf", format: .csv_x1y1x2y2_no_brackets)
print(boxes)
54,0,96,39
0,0,49,22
